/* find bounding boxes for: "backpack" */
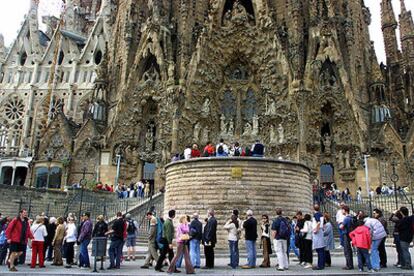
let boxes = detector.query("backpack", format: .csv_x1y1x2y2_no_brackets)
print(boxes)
278,218,291,239
127,219,137,234
218,145,224,154
234,147,241,156
155,217,164,250
348,216,358,232
0,230,6,245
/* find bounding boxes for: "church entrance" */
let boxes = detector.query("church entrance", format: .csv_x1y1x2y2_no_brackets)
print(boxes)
143,162,155,196
320,163,334,188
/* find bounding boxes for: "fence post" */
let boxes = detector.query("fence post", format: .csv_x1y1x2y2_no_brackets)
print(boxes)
28,196,32,218
18,198,23,216
126,200,129,214
103,202,107,219
46,203,50,217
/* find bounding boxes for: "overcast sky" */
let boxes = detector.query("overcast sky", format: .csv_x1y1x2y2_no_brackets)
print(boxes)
0,0,413,64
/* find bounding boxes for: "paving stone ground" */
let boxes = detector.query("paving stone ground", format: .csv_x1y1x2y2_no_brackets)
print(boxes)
1,247,414,275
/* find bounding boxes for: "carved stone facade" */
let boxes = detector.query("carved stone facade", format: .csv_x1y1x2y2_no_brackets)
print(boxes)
1,0,414,194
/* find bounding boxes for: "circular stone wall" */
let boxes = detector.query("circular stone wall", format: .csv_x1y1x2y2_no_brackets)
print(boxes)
164,157,311,249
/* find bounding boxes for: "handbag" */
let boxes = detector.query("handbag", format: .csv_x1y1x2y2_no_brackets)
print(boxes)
180,234,190,241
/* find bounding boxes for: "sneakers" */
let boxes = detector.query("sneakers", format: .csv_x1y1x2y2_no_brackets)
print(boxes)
9,267,18,272
336,245,344,249
277,267,284,271
304,264,312,269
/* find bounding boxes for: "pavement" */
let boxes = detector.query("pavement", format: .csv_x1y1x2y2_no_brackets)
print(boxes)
1,247,414,275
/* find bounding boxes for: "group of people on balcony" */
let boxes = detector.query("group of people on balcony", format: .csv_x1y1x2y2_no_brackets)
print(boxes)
172,139,265,162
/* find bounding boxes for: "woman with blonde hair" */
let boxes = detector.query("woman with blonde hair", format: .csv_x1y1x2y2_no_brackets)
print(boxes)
30,216,48,268
167,215,195,274
64,217,77,268
52,217,65,266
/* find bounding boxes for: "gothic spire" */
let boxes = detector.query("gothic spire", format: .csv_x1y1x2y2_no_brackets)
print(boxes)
399,0,414,62
381,0,399,64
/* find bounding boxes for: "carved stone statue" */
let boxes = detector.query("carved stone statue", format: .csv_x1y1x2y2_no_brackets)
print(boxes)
145,125,154,151
201,128,209,144
223,10,232,27
232,0,249,24
147,0,160,22
252,114,259,136
344,150,351,169
337,150,344,168
201,98,210,118
266,97,277,116
243,122,252,136
323,133,331,154
277,123,284,144
193,122,201,141
227,119,234,136
270,125,277,143
220,114,227,135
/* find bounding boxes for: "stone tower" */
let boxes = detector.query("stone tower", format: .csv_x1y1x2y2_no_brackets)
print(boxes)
1,0,414,194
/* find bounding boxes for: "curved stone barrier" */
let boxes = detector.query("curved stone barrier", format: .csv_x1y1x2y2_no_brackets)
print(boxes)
164,157,312,248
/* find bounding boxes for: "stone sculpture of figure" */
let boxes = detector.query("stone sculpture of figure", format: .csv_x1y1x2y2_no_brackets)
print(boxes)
201,128,209,144
344,150,351,169
193,122,201,141
223,10,232,26
323,133,331,154
266,98,277,116
270,125,277,143
201,98,210,117
252,114,259,136
277,123,284,144
243,122,252,136
220,114,227,135
337,150,344,169
227,119,234,136
147,0,160,22
145,125,154,151
232,0,249,23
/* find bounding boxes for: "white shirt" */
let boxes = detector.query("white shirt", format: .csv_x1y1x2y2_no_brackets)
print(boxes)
31,223,48,242
336,209,345,224
184,148,192,159
223,221,239,241
216,143,229,154
65,223,77,243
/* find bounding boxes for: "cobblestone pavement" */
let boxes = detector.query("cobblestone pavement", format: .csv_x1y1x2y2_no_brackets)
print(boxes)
0,248,413,275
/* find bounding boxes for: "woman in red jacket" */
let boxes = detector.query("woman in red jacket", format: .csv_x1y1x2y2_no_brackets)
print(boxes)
5,209,33,272
349,220,373,272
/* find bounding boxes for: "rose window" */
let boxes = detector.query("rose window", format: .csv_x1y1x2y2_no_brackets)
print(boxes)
4,96,24,120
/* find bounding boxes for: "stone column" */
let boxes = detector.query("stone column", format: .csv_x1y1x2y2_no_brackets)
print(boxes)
171,115,179,155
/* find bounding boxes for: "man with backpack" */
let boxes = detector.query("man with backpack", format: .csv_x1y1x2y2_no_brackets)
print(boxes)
189,213,203,269
125,214,138,261
271,208,290,271
155,210,176,272
340,205,354,270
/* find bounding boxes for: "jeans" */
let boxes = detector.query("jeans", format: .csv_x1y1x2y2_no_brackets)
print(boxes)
289,235,299,257
371,239,381,270
190,239,201,268
245,240,256,267
357,248,372,270
274,239,288,269
394,234,402,265
79,239,90,268
109,239,123,268
343,234,354,269
229,240,238,269
315,247,325,269
400,241,412,268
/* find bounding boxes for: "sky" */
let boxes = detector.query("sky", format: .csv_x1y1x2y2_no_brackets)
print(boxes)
0,0,413,64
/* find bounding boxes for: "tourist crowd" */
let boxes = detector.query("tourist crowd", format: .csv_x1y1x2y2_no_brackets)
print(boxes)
0,203,413,274
172,139,266,161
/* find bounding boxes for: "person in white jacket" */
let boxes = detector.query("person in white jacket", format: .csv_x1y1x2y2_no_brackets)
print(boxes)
300,214,313,269
224,215,240,269
64,217,77,268
30,216,48,268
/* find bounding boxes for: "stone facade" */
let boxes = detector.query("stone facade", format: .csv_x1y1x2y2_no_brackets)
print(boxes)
165,157,311,248
0,1,414,195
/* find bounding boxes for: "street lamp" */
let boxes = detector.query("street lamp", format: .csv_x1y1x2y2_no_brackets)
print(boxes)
114,154,121,188
363,154,373,215
78,165,87,221
390,159,399,209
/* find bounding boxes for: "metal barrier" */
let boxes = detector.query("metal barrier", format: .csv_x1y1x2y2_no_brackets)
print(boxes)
92,237,107,272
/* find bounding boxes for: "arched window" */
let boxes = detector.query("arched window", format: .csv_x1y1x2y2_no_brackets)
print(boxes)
35,167,48,188
49,167,62,189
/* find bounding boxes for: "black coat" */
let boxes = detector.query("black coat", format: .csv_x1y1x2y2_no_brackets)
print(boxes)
190,218,203,241
93,221,109,238
243,217,258,241
203,217,217,246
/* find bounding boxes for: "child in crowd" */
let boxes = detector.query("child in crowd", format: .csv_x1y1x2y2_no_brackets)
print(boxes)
349,219,373,272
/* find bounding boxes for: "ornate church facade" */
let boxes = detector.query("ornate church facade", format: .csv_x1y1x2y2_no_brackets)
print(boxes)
0,0,414,194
